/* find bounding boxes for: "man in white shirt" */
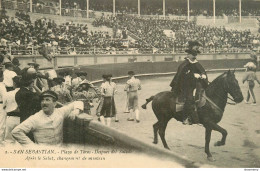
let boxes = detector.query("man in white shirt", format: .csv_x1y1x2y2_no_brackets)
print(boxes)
3,62,17,91
0,82,7,144
12,90,84,146
3,76,21,144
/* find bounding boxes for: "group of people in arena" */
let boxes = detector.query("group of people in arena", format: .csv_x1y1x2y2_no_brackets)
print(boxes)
0,46,142,146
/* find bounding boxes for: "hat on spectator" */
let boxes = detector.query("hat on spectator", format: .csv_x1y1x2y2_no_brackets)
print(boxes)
12,58,20,66
20,68,37,86
53,77,65,84
79,80,93,89
28,62,40,68
3,62,13,68
128,71,135,75
40,90,58,101
102,74,112,79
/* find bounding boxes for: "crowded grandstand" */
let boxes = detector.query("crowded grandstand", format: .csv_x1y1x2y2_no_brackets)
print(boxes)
0,0,259,56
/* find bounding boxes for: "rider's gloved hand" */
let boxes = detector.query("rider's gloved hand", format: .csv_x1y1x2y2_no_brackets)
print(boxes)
194,73,201,79
201,74,207,79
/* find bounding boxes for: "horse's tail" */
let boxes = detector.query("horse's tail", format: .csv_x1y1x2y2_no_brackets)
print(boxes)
141,96,155,109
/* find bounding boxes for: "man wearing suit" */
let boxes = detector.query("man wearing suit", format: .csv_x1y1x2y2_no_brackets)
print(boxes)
15,69,41,123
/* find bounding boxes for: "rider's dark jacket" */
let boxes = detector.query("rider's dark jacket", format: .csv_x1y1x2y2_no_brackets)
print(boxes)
170,57,208,97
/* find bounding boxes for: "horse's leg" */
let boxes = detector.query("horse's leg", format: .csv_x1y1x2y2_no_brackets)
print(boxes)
208,121,228,146
158,119,170,149
205,127,215,161
153,121,160,144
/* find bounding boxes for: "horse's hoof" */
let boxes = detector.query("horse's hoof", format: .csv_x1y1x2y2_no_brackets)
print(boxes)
153,141,158,144
214,141,225,146
165,147,170,150
141,105,147,109
207,156,216,162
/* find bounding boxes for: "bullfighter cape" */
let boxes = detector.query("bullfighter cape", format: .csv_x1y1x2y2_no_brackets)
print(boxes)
170,58,208,96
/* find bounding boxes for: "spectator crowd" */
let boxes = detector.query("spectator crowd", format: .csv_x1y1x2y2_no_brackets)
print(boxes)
93,14,260,53
0,6,260,55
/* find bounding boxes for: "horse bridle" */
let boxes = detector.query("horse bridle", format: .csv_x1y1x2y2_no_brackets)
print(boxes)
207,79,237,106
222,78,238,105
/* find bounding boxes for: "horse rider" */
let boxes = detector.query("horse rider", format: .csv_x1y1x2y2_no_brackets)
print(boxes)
170,40,208,125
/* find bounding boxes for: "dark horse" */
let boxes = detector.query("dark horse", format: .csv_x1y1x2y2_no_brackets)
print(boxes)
141,70,244,161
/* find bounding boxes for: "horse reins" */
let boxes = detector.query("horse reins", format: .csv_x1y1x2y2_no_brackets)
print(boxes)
207,80,237,105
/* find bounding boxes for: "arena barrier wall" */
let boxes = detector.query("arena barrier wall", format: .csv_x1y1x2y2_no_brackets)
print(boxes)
15,52,253,70
63,114,213,168
57,58,250,83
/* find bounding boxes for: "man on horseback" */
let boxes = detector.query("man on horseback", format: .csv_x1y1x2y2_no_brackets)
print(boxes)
170,40,208,125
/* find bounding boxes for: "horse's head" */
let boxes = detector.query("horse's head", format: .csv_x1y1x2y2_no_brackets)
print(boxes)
224,69,244,103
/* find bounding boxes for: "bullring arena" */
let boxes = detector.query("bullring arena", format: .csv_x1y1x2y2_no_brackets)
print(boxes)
0,0,260,168
105,72,260,168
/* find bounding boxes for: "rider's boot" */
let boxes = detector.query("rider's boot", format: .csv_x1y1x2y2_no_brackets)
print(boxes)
190,107,200,124
183,101,193,125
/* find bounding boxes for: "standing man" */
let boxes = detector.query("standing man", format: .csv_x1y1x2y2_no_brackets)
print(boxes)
124,71,141,123
3,76,21,144
15,69,41,123
3,62,17,92
12,90,84,146
12,58,22,75
28,62,49,91
0,81,7,144
170,40,208,125
99,74,117,126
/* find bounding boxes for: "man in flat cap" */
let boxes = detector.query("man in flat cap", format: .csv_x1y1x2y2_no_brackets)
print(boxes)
170,40,208,125
12,90,84,146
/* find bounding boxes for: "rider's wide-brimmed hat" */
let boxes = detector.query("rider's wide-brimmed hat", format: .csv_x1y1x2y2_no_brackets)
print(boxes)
185,40,202,56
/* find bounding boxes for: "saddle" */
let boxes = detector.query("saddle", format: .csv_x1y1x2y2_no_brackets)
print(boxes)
175,90,206,112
